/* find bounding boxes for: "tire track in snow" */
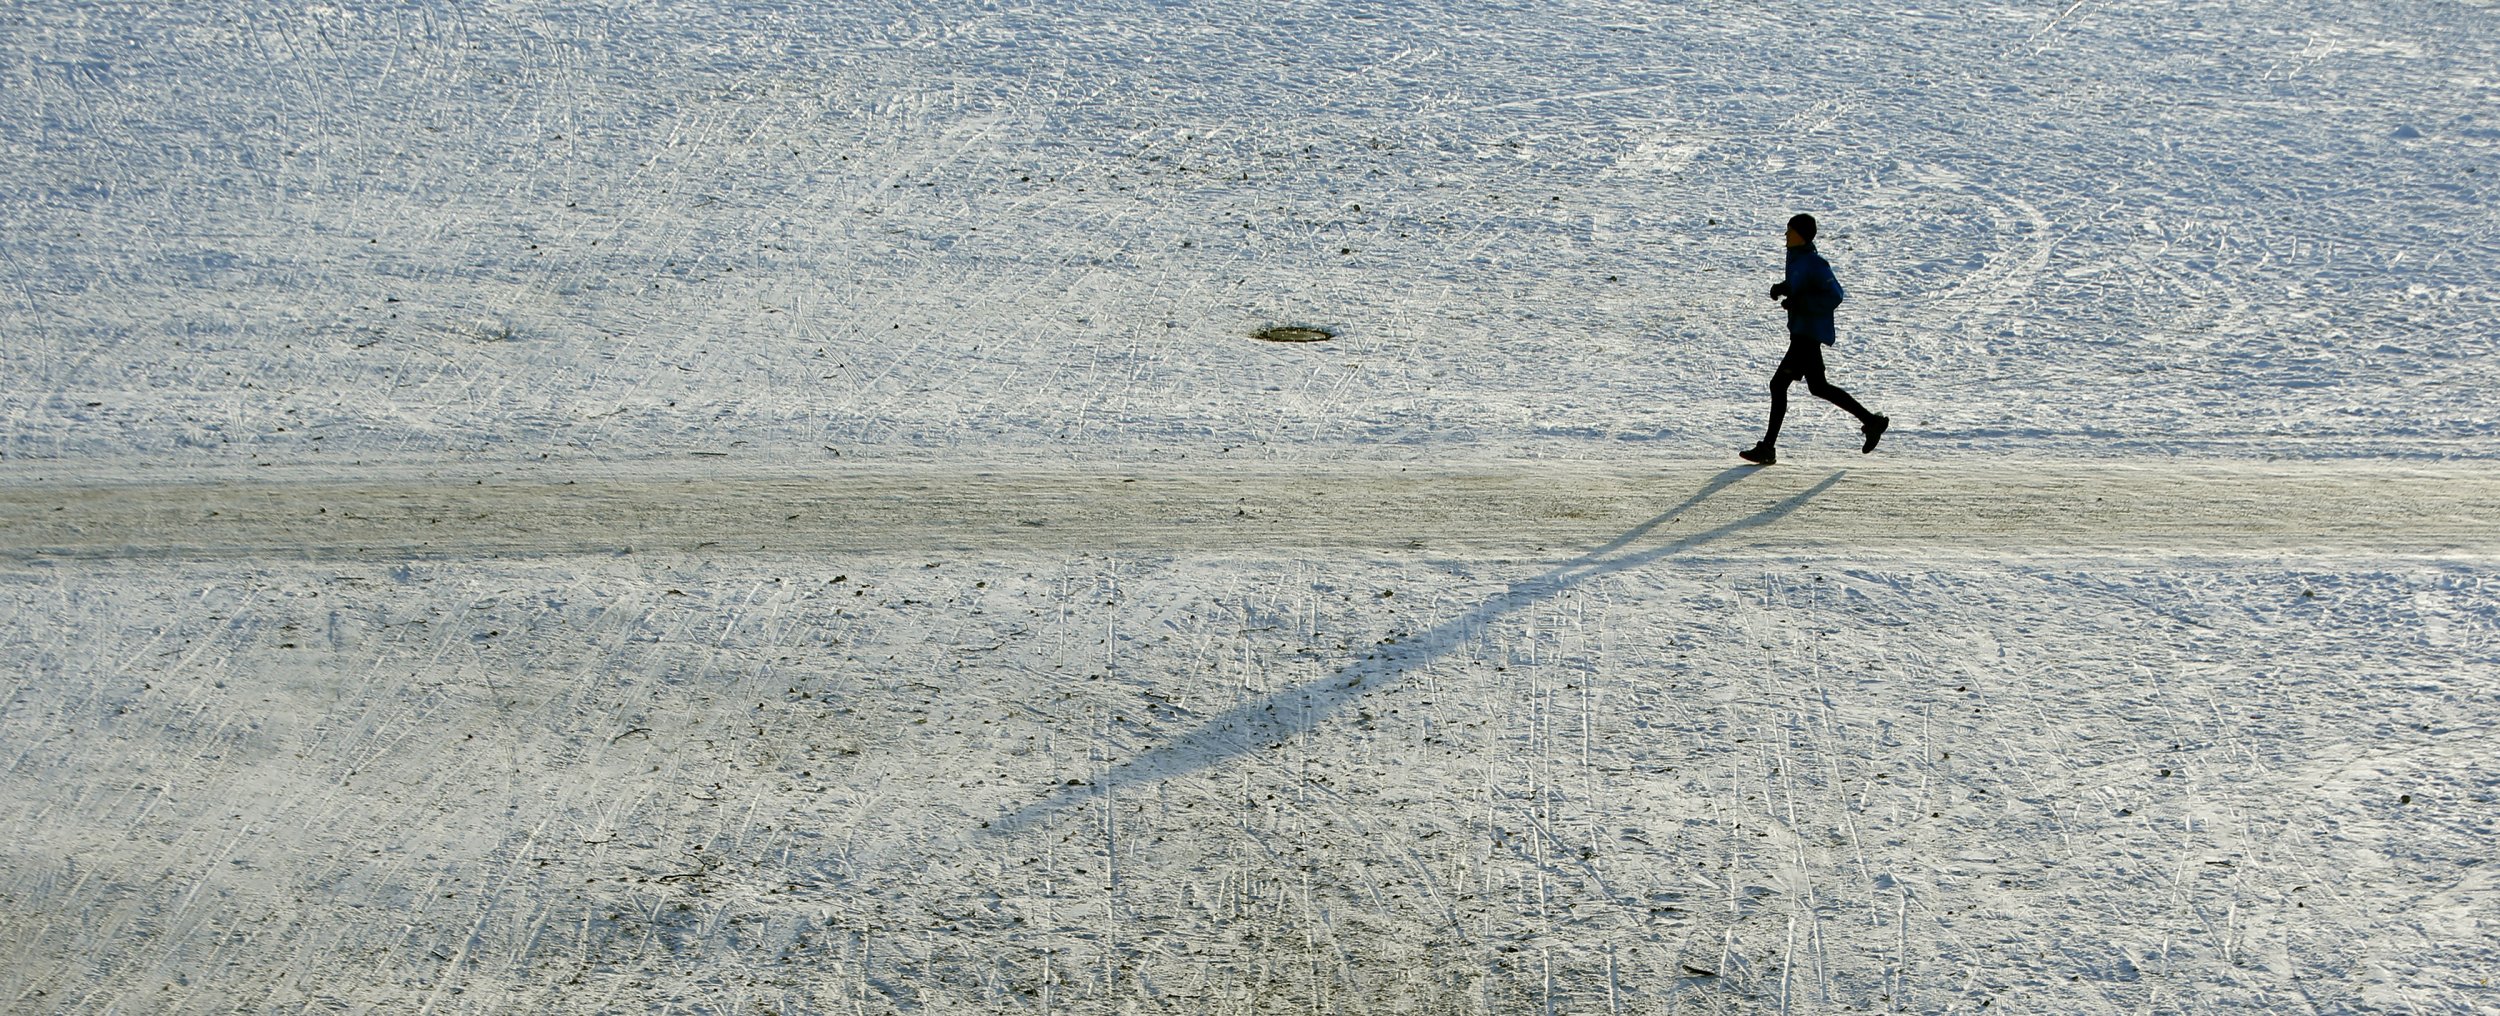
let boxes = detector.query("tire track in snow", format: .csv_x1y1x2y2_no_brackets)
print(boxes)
0,459,2492,563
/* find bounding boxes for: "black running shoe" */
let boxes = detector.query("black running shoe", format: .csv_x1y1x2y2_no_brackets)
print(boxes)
1861,415,1889,454
1738,443,1776,465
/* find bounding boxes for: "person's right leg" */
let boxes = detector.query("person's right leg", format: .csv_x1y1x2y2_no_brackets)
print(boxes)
1797,344,1873,423
1799,355,1888,452
1804,375,1873,423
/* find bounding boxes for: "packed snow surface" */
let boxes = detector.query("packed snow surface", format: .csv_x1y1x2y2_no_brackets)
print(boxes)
2,1,2497,1013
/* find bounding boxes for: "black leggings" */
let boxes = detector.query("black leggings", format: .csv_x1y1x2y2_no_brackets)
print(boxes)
1763,340,1873,445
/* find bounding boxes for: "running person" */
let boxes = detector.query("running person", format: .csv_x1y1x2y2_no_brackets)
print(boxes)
1739,213,1887,465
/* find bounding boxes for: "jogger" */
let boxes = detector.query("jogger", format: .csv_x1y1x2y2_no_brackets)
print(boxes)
1740,213,1887,466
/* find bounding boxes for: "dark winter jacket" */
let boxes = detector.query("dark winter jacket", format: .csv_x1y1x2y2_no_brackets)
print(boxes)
1783,244,1844,345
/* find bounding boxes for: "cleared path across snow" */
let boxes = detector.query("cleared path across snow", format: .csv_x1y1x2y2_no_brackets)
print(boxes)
1,459,2493,561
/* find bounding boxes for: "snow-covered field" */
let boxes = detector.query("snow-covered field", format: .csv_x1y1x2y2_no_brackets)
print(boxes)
2,1,2496,1013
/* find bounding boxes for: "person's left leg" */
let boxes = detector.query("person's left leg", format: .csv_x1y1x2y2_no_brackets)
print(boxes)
1762,371,1795,447
1757,347,1811,447
1744,345,1812,464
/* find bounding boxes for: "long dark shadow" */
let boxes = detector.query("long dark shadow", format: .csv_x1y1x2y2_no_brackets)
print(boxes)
991,467,1846,832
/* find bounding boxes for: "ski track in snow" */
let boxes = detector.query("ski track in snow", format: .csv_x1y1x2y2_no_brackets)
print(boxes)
3,528,2496,1013
0,1,2493,467
2,1,2498,1014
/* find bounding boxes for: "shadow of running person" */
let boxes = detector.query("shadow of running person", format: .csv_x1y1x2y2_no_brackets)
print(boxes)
989,465,1846,833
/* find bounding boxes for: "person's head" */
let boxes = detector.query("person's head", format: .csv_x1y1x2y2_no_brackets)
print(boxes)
1786,213,1818,248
